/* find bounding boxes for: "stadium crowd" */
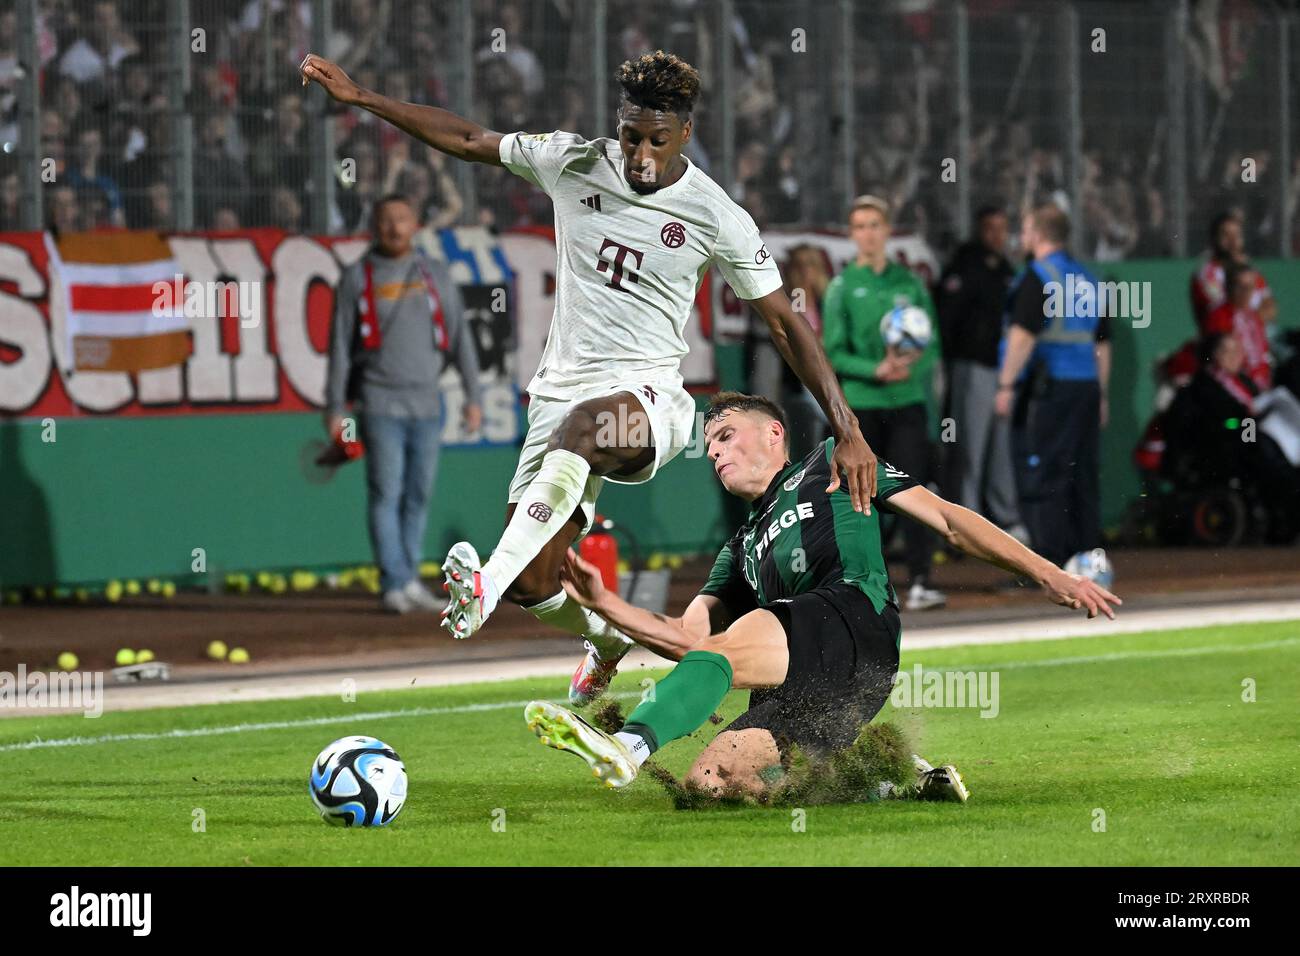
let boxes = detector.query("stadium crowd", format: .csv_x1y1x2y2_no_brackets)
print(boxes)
2,0,1298,258
2,0,1297,561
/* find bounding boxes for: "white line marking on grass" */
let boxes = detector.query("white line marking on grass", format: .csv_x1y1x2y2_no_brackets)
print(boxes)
3,635,1296,754
934,636,1300,673
0,693,641,754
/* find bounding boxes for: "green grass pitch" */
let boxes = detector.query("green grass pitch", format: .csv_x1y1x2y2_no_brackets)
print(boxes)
1,620,1297,866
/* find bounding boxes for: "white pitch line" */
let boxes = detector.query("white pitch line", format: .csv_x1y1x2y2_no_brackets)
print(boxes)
0,692,640,754
919,635,1300,673
1,637,1296,754
902,600,1300,649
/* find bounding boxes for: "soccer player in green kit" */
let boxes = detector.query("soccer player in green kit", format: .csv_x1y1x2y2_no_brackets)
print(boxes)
525,392,1121,800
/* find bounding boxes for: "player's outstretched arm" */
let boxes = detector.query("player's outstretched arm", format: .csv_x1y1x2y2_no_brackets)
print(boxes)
559,549,723,661
299,54,504,166
749,288,879,513
886,485,1122,619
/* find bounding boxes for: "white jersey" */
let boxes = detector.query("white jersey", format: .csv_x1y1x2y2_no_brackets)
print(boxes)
499,130,783,397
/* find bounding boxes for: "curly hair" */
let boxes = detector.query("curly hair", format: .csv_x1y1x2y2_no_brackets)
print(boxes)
616,50,701,121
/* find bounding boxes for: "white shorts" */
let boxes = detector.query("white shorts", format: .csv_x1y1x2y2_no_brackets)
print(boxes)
507,380,698,535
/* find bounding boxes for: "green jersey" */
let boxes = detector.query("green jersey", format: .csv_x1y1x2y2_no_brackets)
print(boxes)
700,438,918,623
821,259,940,410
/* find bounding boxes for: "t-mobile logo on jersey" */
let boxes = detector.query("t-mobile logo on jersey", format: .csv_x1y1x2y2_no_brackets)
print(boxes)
596,237,644,291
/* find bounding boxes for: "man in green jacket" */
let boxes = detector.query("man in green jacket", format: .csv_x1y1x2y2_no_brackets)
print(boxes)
822,195,945,610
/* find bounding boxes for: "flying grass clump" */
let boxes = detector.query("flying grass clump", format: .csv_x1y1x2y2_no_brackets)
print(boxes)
588,697,917,809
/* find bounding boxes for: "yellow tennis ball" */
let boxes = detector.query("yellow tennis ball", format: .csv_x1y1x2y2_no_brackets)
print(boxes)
666,554,684,570
135,649,155,664
269,575,287,594
646,553,665,571
74,588,90,603
115,648,137,666
616,559,631,574
206,640,229,661
57,651,79,671
105,580,123,602
228,647,250,664
125,579,141,595
161,581,176,598
419,561,441,578
146,578,161,594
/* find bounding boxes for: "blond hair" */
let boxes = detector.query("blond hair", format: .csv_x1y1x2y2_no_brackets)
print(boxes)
849,194,891,223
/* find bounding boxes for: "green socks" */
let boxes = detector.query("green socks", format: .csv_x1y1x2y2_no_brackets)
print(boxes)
620,651,734,756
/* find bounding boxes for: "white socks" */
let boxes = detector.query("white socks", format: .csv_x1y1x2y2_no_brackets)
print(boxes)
479,571,501,617
526,589,633,660
614,731,653,766
483,449,591,596
481,448,632,661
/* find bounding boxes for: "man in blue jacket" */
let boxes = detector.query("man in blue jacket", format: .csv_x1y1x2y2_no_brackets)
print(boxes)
994,204,1111,573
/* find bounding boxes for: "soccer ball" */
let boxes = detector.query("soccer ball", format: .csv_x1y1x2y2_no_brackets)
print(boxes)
879,305,933,352
1064,548,1114,589
309,735,408,827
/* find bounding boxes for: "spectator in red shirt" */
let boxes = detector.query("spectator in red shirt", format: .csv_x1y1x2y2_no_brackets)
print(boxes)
1190,212,1277,331
1204,263,1272,391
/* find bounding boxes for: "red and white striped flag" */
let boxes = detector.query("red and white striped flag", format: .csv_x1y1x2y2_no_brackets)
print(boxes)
44,231,192,373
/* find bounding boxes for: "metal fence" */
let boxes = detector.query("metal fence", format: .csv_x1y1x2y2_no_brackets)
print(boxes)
4,0,1296,258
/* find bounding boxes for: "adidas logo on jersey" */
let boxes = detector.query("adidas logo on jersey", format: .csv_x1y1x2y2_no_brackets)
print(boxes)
580,194,602,211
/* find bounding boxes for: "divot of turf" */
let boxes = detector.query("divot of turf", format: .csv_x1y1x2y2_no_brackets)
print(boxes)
587,697,918,809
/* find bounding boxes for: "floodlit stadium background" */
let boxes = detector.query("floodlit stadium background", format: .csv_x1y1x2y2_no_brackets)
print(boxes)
1,0,1298,605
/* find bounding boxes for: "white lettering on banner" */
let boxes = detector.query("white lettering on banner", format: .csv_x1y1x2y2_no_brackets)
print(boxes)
210,239,277,402
169,236,233,402
754,503,815,560
274,236,336,407
0,244,50,411
0,228,521,446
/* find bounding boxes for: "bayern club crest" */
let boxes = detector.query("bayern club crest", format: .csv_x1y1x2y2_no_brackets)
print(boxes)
661,221,686,248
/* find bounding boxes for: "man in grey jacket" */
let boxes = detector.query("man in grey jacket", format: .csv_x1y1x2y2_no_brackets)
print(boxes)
326,193,483,613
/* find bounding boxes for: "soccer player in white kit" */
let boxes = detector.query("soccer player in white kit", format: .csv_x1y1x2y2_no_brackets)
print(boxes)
300,50,879,706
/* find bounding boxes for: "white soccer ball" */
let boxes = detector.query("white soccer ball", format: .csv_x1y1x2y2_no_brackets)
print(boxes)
879,305,933,352
309,735,408,827
1064,548,1114,589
